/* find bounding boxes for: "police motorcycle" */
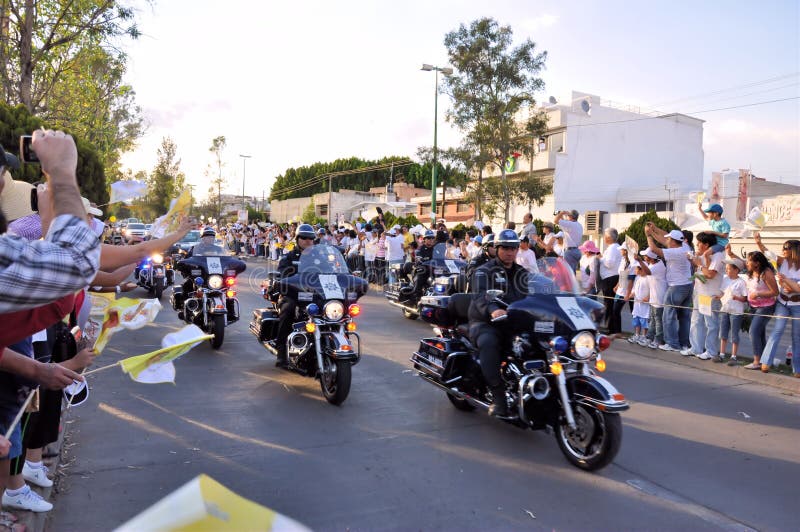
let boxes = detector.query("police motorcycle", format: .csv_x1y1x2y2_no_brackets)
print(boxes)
384,241,467,320
170,242,246,349
251,244,368,405
135,253,174,300
411,257,628,471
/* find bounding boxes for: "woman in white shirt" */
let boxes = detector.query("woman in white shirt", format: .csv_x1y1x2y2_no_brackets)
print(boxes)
755,236,800,375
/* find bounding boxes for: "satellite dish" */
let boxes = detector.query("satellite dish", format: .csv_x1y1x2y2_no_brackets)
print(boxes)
548,96,557,104
581,99,592,116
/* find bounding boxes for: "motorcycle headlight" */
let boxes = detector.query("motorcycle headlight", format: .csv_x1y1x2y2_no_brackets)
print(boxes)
324,301,345,321
571,331,596,360
208,275,224,289
152,253,163,264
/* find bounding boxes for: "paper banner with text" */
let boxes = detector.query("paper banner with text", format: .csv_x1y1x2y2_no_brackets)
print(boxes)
149,188,192,239
94,297,162,353
119,325,213,384
114,474,311,532
624,235,639,257
109,180,148,204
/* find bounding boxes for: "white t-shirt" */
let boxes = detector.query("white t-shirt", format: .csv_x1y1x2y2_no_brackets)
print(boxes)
385,234,406,261
662,246,693,286
615,260,638,297
364,239,377,261
579,255,596,292
516,248,539,274
695,251,725,297
778,261,800,306
468,242,483,260
600,243,622,280
632,276,650,319
646,261,667,308
720,276,748,314
558,219,583,248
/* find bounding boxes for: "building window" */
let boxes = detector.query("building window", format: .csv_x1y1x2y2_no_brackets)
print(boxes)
624,202,674,213
457,202,471,212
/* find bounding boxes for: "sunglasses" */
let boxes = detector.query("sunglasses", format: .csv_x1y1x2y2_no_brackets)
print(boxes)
297,236,314,241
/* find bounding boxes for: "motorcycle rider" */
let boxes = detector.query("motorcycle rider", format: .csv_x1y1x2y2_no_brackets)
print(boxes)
274,223,316,367
186,226,224,257
468,229,530,417
399,230,436,300
466,233,496,288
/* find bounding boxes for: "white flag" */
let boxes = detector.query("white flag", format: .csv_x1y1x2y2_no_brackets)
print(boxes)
109,180,148,204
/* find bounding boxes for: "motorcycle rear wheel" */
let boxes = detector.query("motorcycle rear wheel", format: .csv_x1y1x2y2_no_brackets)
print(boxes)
209,315,225,349
554,404,621,471
320,356,351,405
154,282,163,300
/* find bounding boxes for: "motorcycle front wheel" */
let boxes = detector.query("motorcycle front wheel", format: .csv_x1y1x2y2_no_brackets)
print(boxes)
320,356,351,405
554,404,621,471
154,282,164,300
209,315,225,349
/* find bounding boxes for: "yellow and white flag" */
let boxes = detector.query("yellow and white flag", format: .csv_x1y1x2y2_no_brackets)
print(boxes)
94,297,162,354
150,188,192,239
109,180,148,204
119,325,212,384
115,474,311,532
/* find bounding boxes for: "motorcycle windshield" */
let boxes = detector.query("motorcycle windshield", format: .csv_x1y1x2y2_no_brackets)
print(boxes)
432,243,449,260
530,257,582,295
193,244,226,256
298,245,350,274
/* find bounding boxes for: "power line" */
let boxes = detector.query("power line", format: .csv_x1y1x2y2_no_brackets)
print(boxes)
649,72,799,107
269,160,414,197
565,96,799,129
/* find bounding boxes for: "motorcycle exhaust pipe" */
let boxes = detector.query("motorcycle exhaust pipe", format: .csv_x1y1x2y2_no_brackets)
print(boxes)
184,298,200,312
386,299,419,315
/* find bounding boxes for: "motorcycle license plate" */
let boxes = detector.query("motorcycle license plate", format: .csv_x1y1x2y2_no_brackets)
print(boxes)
422,351,443,366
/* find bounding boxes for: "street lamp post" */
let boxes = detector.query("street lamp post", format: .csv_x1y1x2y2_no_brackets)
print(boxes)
239,154,252,220
421,63,453,227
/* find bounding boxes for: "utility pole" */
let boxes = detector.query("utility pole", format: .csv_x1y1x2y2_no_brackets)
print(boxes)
328,174,333,225
388,162,394,193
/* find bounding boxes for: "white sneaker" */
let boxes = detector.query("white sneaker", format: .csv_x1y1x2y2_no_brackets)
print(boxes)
658,343,677,352
23,462,53,488
627,335,638,344
647,340,659,349
696,351,712,360
636,337,649,346
2,485,53,512
679,347,696,356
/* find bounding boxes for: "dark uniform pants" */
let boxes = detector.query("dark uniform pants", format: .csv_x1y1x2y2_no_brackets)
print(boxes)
469,323,503,388
276,296,298,357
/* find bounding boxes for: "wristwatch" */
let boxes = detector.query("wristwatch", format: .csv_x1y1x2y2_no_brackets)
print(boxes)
115,285,121,295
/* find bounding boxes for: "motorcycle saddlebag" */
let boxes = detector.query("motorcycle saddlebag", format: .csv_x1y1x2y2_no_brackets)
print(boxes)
250,308,279,342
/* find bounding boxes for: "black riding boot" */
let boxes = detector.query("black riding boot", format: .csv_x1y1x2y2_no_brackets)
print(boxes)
488,384,510,417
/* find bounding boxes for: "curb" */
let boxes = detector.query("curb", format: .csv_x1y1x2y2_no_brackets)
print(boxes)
613,340,800,395
15,420,66,532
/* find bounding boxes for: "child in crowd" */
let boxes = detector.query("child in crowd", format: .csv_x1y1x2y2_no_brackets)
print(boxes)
629,262,651,345
698,203,730,257
578,240,600,296
638,248,667,349
717,257,749,365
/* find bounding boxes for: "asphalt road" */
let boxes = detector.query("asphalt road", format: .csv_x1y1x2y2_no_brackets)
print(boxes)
49,263,799,531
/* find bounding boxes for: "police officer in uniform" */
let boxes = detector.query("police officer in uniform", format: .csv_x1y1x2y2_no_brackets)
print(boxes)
274,224,316,367
398,230,436,301
468,229,529,417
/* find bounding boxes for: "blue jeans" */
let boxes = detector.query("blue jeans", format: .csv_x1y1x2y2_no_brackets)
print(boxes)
718,312,743,345
646,306,664,344
748,305,774,361
387,259,404,284
663,283,693,348
760,302,800,372
689,297,721,355
564,248,581,273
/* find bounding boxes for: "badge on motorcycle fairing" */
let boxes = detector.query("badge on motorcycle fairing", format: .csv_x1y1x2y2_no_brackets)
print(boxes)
444,260,460,274
206,257,223,274
556,297,595,330
319,275,345,300
534,321,555,333
298,292,314,301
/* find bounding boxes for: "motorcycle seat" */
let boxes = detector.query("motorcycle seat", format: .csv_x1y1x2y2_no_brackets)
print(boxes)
448,293,473,325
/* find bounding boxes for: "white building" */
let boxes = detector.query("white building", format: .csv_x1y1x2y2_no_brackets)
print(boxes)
487,91,705,238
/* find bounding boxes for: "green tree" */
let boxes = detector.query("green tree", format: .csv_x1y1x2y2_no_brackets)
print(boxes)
0,100,107,204
442,17,549,223
301,200,325,225
148,137,185,215
619,210,679,251
206,135,226,221
0,0,140,112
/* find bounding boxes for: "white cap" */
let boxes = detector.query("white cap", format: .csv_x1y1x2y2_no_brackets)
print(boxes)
667,229,685,242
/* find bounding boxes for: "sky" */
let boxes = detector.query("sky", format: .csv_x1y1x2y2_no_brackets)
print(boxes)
119,0,800,202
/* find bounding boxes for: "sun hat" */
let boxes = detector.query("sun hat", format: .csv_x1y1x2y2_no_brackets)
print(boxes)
0,170,35,222
579,240,600,254
724,257,745,270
